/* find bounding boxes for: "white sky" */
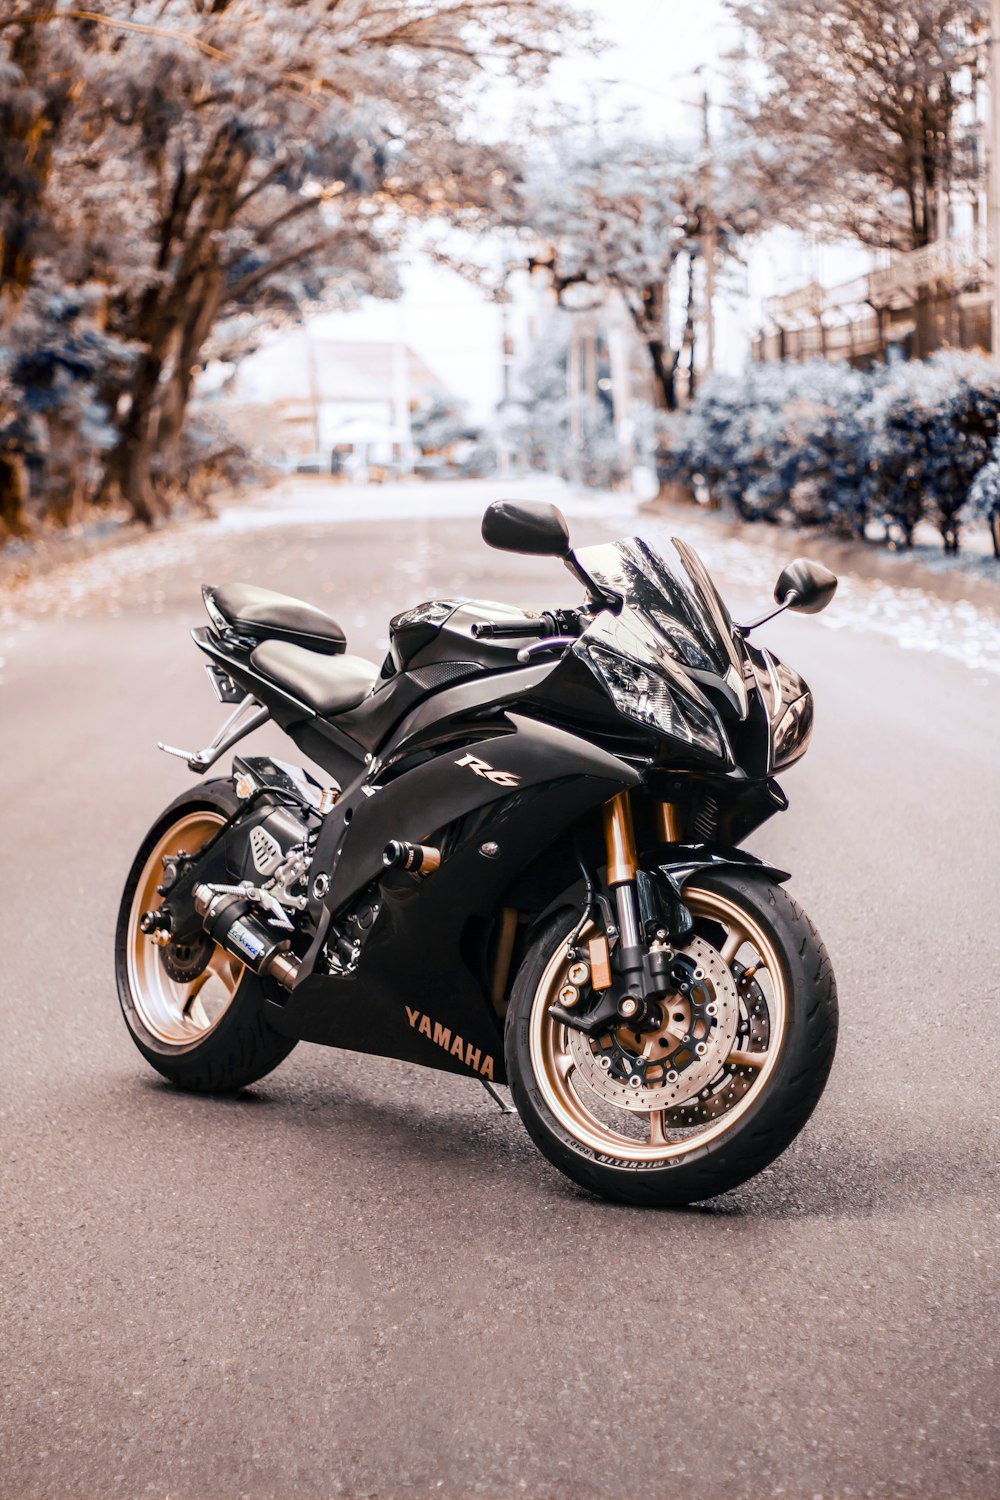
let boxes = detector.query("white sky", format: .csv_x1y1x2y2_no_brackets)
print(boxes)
310,0,857,420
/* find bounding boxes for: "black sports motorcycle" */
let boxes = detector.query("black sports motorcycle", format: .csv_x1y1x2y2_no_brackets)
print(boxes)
116,500,839,1206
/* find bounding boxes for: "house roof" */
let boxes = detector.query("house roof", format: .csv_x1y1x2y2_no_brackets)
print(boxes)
223,331,451,405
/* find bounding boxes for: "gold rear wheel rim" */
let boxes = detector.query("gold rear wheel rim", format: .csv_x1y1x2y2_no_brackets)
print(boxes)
126,811,245,1047
528,886,787,1163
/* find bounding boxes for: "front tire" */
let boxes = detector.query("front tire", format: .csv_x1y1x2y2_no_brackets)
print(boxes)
505,869,837,1206
115,780,297,1093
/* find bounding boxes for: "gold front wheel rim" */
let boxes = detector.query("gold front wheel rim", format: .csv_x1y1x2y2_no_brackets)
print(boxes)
126,811,245,1047
528,887,787,1164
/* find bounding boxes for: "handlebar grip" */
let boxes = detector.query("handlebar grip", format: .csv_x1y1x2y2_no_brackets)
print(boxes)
471,617,549,640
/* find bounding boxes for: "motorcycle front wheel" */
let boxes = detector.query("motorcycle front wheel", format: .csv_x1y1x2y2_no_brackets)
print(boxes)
505,869,838,1206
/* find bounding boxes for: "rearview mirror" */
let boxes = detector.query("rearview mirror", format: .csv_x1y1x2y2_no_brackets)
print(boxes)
774,558,838,615
482,500,570,558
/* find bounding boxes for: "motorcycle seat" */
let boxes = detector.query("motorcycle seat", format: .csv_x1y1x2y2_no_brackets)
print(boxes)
251,639,378,716
209,582,347,656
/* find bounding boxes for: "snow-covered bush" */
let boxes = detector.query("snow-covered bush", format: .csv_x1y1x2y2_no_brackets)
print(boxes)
664,360,869,527
967,435,1000,559
857,353,1000,551
0,279,136,536
162,409,271,512
666,354,1000,553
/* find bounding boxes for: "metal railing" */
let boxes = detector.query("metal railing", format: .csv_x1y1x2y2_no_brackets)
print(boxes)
764,228,992,326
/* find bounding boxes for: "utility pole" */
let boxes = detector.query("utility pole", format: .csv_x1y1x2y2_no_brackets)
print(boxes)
500,300,513,403
305,328,322,460
497,266,513,476
989,0,1000,362
607,298,634,480
701,88,717,376
568,318,582,446
392,306,413,476
583,318,598,407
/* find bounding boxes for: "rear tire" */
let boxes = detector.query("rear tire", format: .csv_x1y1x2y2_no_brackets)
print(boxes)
115,780,297,1093
505,869,837,1206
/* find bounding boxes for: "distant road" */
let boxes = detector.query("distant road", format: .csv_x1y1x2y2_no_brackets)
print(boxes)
2,480,997,1499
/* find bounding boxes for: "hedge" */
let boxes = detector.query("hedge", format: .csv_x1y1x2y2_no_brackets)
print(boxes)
664,353,1000,557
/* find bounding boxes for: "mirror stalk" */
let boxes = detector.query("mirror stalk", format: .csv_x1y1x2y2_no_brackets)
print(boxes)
564,550,621,612
740,558,838,635
737,593,800,637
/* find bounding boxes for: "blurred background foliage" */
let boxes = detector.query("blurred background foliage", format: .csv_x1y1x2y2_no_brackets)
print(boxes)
1,0,998,560
0,0,577,535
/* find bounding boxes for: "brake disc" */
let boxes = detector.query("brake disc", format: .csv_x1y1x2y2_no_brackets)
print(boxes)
660,963,772,1126
159,930,214,983
566,935,740,1112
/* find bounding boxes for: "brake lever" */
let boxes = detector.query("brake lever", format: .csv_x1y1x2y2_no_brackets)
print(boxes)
516,636,578,664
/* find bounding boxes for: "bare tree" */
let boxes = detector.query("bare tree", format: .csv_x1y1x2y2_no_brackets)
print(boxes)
512,127,764,412
1,0,581,529
730,0,988,251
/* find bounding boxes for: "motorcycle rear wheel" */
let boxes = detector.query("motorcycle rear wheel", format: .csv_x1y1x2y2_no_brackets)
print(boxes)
505,869,837,1206
115,780,297,1093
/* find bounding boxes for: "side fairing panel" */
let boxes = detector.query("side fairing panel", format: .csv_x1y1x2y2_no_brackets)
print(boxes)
265,716,641,1079
325,713,639,911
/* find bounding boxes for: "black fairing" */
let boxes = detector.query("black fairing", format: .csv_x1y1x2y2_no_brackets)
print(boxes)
265,715,642,1079
181,526,818,1084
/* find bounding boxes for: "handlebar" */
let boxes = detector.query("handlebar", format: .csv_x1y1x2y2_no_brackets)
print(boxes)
471,609,583,641
471,617,549,640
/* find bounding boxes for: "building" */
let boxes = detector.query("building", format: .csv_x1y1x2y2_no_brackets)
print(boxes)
752,28,999,368
209,331,452,475
753,231,994,366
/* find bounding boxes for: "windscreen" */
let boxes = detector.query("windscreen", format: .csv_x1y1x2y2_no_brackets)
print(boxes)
574,536,738,678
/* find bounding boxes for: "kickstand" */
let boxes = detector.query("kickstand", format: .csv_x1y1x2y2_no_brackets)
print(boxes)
481,1079,517,1115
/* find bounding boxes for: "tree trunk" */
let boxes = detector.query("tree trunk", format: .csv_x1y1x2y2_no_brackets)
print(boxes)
110,386,165,526
939,509,960,554
154,372,187,485
155,271,224,483
645,337,678,412
105,131,250,520
0,451,29,539
117,417,163,526
104,342,171,524
683,252,698,401
913,284,936,358
1,26,74,301
628,283,678,413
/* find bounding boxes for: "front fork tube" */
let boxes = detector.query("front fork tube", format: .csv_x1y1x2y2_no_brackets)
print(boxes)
602,792,681,1000
602,792,642,950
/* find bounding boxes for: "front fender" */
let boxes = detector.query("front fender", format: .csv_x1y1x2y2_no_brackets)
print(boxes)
656,844,790,890
537,844,789,934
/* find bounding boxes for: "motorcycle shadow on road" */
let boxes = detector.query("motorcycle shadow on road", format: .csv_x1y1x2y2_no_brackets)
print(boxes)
126,1068,980,1223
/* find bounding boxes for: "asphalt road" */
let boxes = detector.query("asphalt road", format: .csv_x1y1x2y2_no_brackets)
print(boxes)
2,482,998,1500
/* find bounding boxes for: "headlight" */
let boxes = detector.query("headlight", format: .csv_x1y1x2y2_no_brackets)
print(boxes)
773,692,814,769
587,644,727,759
